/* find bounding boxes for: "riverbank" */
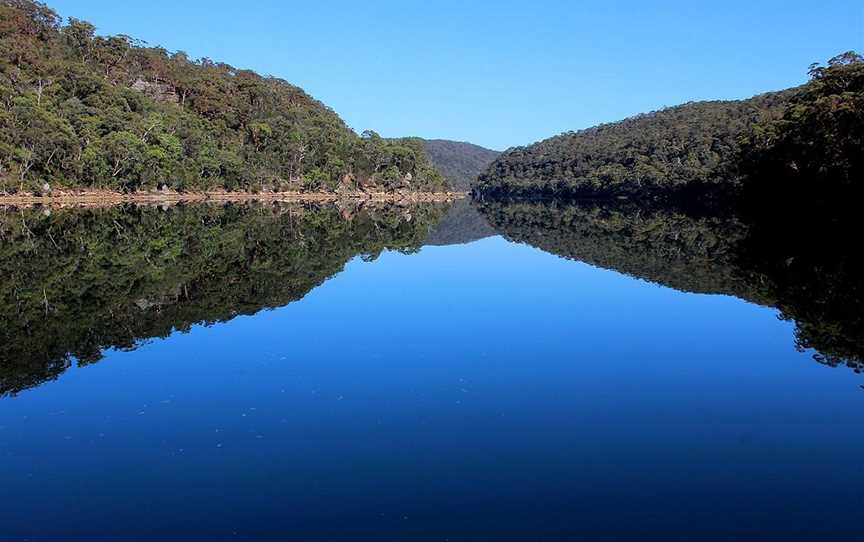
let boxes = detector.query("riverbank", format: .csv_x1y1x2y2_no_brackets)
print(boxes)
0,189,467,208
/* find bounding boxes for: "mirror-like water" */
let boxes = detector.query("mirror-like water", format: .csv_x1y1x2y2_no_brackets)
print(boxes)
1,200,861,541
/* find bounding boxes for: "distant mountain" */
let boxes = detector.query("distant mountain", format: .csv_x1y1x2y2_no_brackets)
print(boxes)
414,139,500,246
421,139,500,191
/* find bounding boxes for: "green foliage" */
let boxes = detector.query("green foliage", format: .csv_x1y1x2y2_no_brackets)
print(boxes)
0,0,448,192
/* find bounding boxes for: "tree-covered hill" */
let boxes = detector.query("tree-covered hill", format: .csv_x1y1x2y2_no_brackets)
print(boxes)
474,92,791,201
0,0,448,193
420,139,500,191
475,53,863,204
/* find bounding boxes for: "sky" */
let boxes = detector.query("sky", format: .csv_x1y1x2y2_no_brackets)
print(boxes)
48,0,863,151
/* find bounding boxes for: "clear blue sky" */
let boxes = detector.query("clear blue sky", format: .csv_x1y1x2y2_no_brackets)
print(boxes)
49,0,863,150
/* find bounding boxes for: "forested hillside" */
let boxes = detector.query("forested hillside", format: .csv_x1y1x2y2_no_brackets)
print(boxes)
475,53,863,203
475,93,790,201
0,0,448,193
420,139,500,191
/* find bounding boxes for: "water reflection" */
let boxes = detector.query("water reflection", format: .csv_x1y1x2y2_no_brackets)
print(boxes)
0,201,446,396
1,196,861,397
475,199,864,373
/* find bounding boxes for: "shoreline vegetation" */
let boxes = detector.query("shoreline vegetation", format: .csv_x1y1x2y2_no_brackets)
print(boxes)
0,189,466,207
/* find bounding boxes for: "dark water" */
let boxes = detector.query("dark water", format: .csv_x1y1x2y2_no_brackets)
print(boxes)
1,200,862,541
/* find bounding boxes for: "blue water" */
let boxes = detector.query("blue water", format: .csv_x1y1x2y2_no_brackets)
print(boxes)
2,235,862,541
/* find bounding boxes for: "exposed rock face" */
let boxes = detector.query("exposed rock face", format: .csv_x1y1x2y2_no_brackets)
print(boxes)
335,177,354,195
131,79,178,103
356,176,377,191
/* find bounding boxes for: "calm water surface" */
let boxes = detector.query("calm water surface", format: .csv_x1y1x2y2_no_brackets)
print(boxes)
1,201,861,541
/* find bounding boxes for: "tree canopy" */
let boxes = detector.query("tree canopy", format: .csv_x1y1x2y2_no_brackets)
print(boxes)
739,52,864,205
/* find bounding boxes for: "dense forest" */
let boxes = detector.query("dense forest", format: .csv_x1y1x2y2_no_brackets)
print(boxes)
477,199,864,374
0,201,447,396
420,139,500,191
475,53,863,204
0,0,448,193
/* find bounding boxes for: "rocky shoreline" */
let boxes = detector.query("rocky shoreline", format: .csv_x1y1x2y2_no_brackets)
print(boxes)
0,189,467,208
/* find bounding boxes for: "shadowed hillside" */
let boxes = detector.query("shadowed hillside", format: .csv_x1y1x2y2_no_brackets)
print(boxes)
475,53,862,205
